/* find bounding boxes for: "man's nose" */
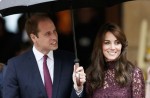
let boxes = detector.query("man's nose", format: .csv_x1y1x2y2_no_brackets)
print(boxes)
51,33,57,39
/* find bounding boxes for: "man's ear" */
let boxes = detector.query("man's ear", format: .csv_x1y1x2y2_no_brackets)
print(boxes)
30,34,36,42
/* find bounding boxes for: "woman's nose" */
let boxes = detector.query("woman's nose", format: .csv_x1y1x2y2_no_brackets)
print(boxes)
110,44,115,49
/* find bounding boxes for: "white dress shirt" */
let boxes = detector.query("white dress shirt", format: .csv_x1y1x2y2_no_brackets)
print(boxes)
32,46,54,84
32,46,83,96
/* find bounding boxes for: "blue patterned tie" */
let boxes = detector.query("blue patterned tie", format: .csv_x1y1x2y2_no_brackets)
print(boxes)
43,55,52,98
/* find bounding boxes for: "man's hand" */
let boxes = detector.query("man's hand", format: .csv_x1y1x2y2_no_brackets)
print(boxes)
72,63,86,92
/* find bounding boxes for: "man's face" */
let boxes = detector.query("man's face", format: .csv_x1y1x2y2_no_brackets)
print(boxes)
31,18,58,54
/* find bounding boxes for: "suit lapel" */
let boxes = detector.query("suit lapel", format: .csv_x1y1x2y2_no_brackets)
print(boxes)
27,50,47,97
52,51,62,98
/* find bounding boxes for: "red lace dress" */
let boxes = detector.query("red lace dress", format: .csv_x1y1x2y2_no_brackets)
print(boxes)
86,63,145,98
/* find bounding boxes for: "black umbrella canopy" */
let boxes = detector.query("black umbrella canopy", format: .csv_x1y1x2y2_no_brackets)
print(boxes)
0,0,133,63
0,0,58,16
54,0,134,11
0,0,134,16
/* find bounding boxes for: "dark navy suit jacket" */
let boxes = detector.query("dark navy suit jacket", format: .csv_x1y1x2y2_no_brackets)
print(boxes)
3,49,81,98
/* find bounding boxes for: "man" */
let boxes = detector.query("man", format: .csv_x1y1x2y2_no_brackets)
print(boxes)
0,63,7,98
3,13,86,98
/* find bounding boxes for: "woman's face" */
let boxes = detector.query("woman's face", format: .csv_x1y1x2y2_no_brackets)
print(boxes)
102,31,122,61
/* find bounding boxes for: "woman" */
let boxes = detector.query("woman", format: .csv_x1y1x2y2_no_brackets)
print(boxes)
86,23,145,98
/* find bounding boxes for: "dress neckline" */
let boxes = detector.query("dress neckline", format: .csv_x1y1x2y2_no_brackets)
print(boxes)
106,61,116,69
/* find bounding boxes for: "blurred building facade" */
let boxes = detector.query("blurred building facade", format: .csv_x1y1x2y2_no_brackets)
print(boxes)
123,1,150,79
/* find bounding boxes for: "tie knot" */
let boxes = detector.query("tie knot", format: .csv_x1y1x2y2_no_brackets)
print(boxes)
43,55,48,61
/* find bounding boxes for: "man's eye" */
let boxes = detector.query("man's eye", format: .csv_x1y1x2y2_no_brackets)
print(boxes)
45,32,50,36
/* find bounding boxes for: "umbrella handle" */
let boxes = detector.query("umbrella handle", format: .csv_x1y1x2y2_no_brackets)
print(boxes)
74,58,79,63
74,63,81,86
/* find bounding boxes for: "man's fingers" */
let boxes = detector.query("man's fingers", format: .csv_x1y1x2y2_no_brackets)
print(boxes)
75,66,84,73
74,63,79,72
73,63,86,87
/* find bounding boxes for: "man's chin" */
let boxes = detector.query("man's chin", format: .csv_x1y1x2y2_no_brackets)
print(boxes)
51,46,58,50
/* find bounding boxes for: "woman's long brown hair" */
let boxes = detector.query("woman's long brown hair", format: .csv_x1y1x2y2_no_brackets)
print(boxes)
86,23,134,96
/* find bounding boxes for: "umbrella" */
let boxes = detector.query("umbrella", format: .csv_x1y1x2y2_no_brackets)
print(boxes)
0,0,134,16
0,0,133,86
0,0,58,16
0,0,133,63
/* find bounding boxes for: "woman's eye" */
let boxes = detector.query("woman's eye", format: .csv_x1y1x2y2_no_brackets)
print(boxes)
104,41,110,45
115,41,121,45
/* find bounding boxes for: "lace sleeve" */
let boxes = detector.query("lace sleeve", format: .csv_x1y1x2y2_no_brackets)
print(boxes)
132,67,145,98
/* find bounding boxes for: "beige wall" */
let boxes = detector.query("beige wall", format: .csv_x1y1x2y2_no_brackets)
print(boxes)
123,1,150,78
